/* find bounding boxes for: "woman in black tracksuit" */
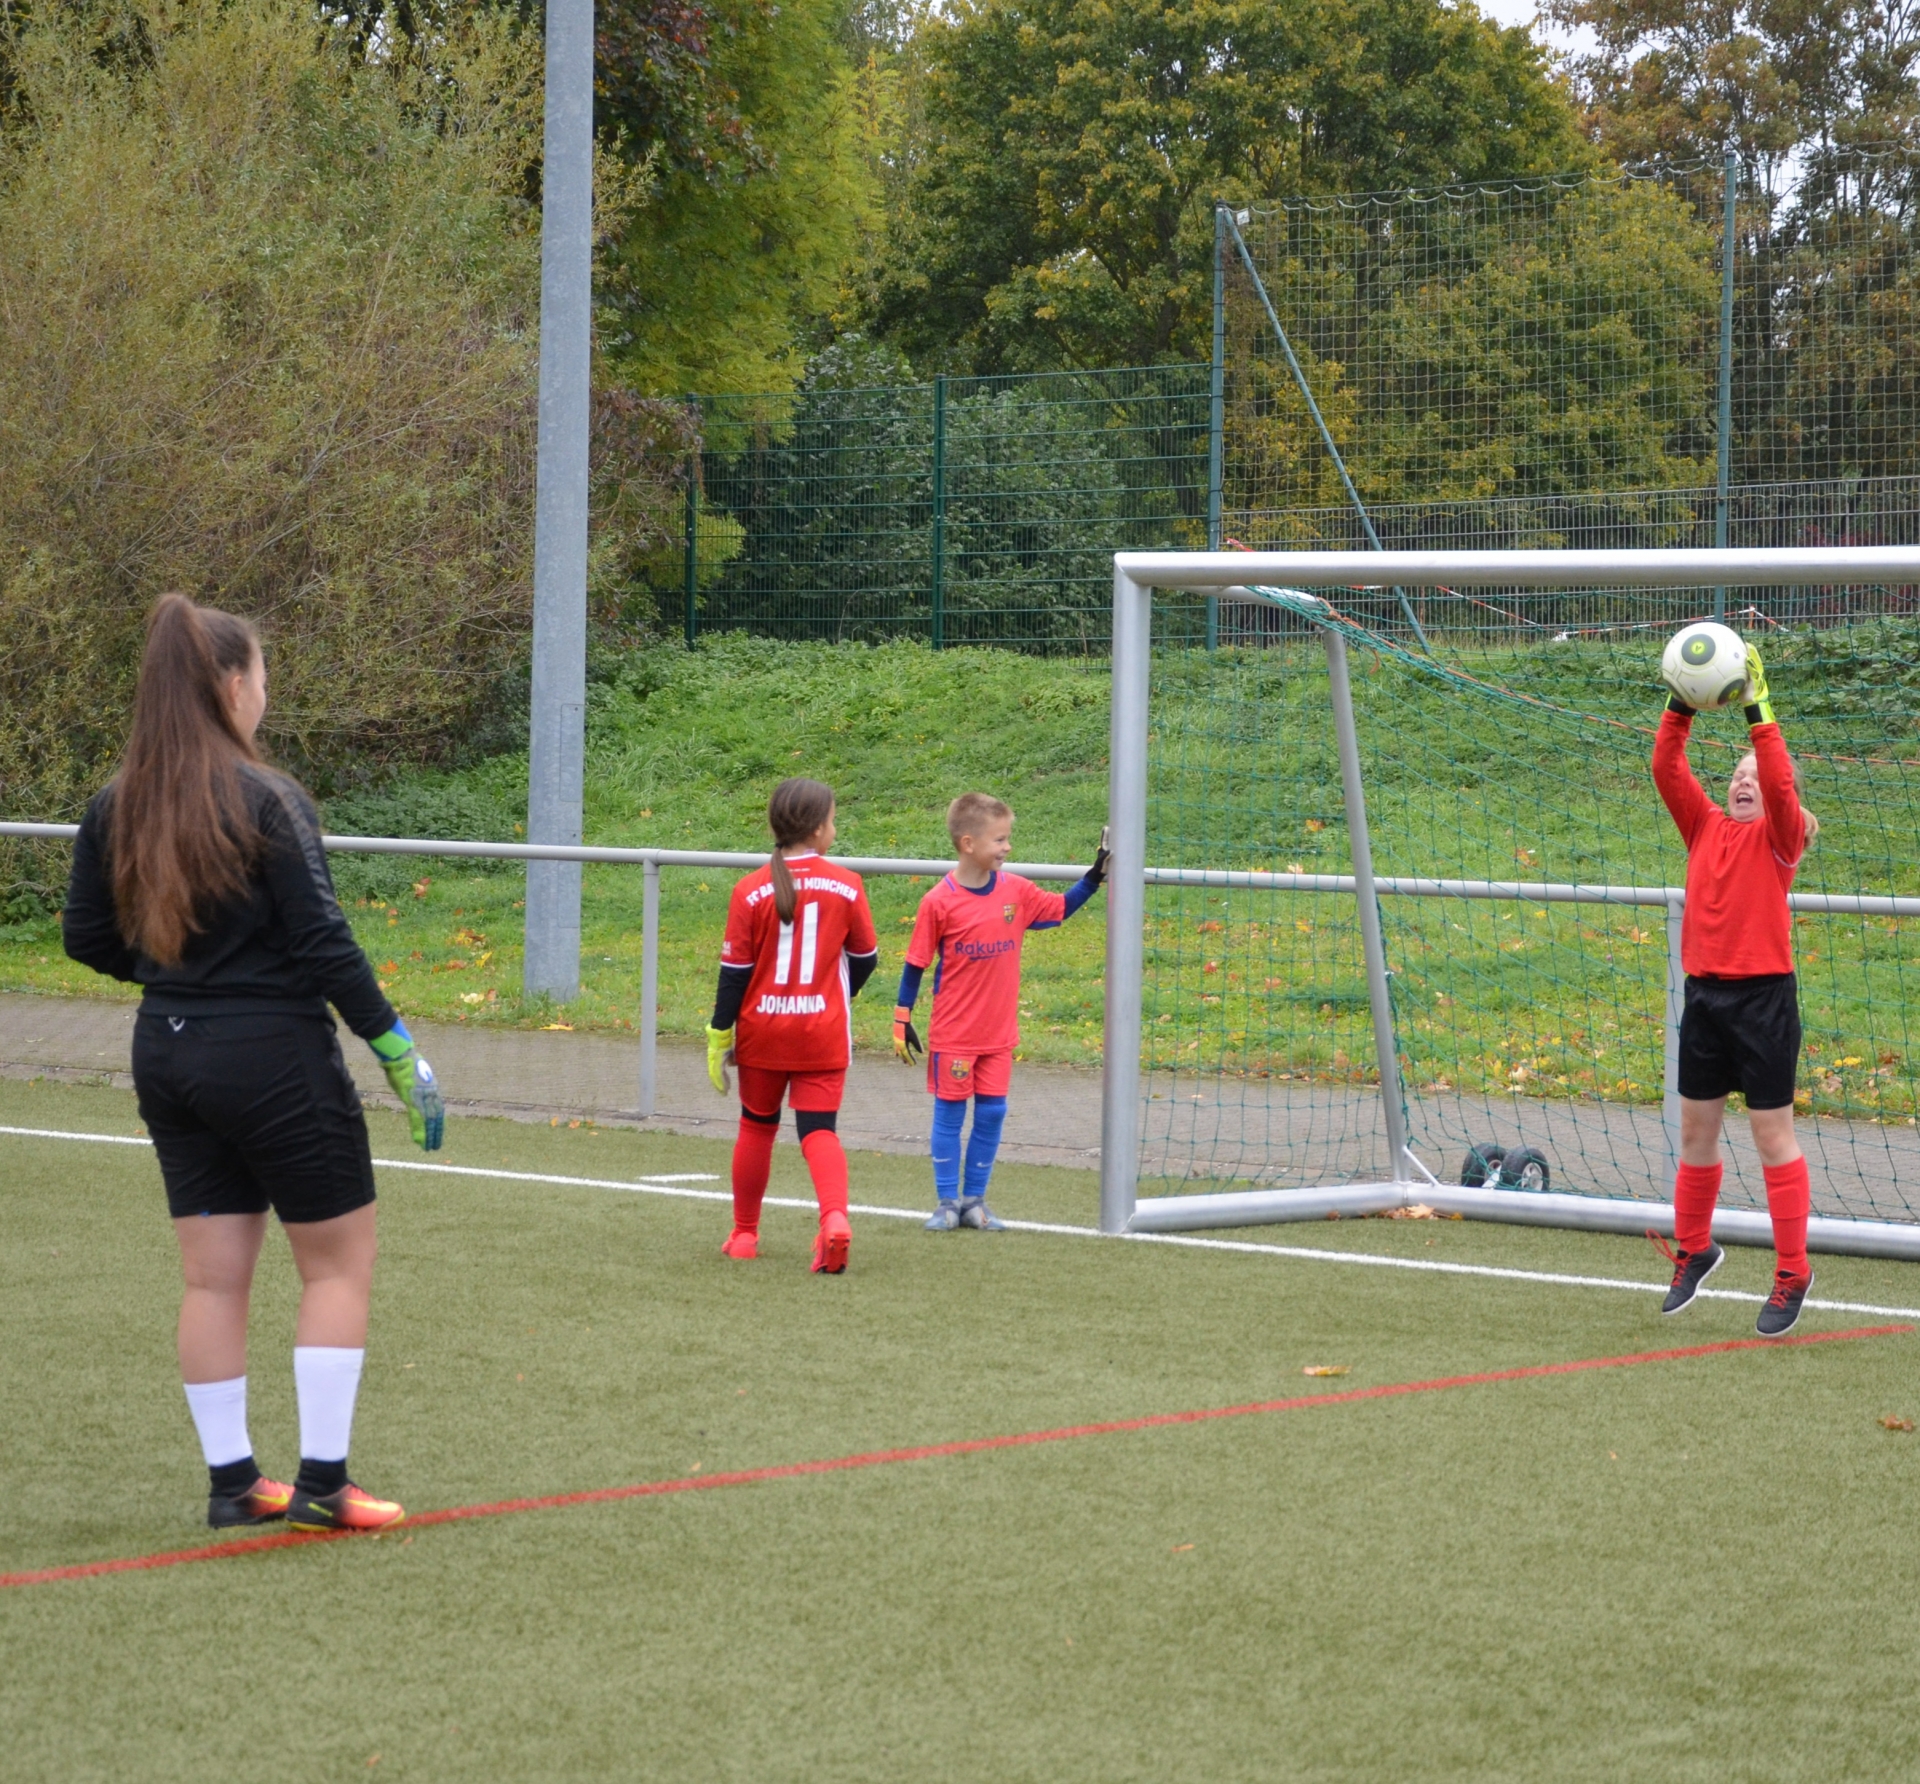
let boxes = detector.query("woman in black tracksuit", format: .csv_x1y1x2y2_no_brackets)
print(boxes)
63,593,443,1532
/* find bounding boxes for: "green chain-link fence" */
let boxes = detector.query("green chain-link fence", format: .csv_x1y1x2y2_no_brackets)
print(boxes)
669,367,1213,653
653,152,1920,658
1220,150,1920,643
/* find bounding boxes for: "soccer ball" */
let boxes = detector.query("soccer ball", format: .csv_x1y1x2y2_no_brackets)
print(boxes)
1661,621,1748,711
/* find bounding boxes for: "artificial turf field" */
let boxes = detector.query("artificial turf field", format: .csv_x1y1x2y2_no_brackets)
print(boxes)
6,1076,1920,1780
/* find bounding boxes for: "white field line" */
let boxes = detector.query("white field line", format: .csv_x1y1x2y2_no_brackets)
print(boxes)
1,1124,152,1146
7,1124,1920,1322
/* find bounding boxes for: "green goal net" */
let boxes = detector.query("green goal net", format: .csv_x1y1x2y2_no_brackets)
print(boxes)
1139,592,1920,1226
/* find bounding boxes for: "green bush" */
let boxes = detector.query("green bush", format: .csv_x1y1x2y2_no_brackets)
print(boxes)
0,1,679,904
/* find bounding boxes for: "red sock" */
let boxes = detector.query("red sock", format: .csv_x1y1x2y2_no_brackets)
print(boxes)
1763,1157,1811,1279
1672,1161,1723,1254
799,1129,849,1221
732,1117,777,1233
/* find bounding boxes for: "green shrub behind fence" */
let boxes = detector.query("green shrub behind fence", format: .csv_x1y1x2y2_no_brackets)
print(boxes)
672,366,1213,652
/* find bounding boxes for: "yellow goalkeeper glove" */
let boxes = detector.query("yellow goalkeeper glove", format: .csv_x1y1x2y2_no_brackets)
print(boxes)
1742,643,1776,725
705,1025,735,1096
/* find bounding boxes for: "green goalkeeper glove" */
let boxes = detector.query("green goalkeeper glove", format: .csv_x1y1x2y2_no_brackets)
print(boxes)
368,1022,444,1151
706,1025,735,1096
1742,642,1776,725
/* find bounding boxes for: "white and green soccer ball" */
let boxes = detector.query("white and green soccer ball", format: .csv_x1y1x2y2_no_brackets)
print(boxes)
1661,621,1748,711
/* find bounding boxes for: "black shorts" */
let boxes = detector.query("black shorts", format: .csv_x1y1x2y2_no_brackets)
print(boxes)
1677,973,1801,1111
132,1012,377,1223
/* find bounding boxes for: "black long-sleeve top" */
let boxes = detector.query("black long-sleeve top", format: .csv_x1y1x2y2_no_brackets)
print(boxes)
709,949,877,1032
63,767,398,1041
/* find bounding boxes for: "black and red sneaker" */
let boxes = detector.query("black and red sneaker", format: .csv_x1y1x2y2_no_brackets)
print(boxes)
1653,1234,1724,1314
1757,1268,1814,1338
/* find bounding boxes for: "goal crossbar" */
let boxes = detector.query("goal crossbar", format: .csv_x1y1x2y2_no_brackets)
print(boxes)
1100,546,1920,1258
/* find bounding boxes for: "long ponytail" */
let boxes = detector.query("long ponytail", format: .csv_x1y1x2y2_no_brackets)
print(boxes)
109,594,264,964
766,777,835,923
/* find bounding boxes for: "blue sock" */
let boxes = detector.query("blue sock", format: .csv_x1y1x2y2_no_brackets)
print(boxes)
931,1098,966,1202
963,1096,1007,1201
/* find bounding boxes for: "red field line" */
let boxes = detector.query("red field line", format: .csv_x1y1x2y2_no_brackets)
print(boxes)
5,1324,1903,1591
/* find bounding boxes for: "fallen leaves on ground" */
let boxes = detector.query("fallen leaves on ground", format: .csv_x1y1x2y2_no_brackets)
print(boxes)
1302,1365,1350,1378
1879,1415,1914,1432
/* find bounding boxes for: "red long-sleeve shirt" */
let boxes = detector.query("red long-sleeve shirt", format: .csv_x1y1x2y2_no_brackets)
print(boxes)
1652,711,1805,978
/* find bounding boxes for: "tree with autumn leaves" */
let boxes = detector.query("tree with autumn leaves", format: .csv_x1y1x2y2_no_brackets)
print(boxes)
860,0,1594,373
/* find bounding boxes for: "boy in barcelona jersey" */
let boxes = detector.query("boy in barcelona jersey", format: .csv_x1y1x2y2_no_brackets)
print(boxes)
892,793,1107,1231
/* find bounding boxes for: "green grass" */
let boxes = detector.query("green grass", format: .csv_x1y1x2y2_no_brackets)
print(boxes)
0,637,1113,1063
3,629,1917,1119
8,1074,1920,1779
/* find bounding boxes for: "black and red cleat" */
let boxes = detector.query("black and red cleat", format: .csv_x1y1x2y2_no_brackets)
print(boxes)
1653,1235,1724,1315
1757,1268,1813,1338
286,1481,406,1532
207,1475,293,1529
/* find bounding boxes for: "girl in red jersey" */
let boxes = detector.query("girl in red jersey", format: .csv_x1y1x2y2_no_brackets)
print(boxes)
705,779,879,1272
1653,642,1822,1335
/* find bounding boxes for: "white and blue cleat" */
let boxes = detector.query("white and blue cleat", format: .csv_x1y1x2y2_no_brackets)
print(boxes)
924,1202,961,1231
957,1197,1005,1231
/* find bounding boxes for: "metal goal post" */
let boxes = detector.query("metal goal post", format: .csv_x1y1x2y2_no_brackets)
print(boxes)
1099,547,1920,1260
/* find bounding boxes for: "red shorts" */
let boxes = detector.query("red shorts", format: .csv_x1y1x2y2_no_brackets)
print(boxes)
927,1049,1013,1102
736,1063,845,1119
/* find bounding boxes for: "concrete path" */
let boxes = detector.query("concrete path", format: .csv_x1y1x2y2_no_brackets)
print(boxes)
0,992,1102,1172
4,991,1913,1219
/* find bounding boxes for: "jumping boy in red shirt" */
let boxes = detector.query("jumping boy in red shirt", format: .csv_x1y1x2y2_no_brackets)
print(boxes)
1652,643,1823,1335
892,793,1106,1230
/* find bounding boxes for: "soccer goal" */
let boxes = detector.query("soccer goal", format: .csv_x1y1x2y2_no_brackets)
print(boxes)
1100,547,1920,1260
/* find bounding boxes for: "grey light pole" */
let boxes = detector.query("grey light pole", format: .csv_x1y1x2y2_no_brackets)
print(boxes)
523,0,594,1001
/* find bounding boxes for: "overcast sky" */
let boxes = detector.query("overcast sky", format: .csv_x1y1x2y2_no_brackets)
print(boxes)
1469,0,1599,60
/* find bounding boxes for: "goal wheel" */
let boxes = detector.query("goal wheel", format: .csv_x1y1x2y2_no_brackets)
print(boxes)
1460,1141,1505,1188
1497,1145,1551,1193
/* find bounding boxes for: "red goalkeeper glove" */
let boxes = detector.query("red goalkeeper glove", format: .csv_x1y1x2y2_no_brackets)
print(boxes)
892,1006,923,1065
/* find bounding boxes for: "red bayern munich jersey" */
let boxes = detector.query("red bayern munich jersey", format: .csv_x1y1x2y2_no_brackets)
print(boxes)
904,871,1066,1054
721,853,877,1072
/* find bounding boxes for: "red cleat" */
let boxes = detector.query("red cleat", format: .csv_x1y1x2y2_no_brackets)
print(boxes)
285,1481,406,1533
721,1227,759,1260
811,1210,850,1275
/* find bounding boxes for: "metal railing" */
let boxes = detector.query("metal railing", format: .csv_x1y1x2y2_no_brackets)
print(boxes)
0,822,1091,1119
10,817,1920,1177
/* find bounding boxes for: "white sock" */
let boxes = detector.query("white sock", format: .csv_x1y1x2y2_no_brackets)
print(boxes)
293,1347,365,1462
182,1376,253,1468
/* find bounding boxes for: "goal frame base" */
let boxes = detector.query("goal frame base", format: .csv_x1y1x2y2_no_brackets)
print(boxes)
1128,1182,1920,1261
